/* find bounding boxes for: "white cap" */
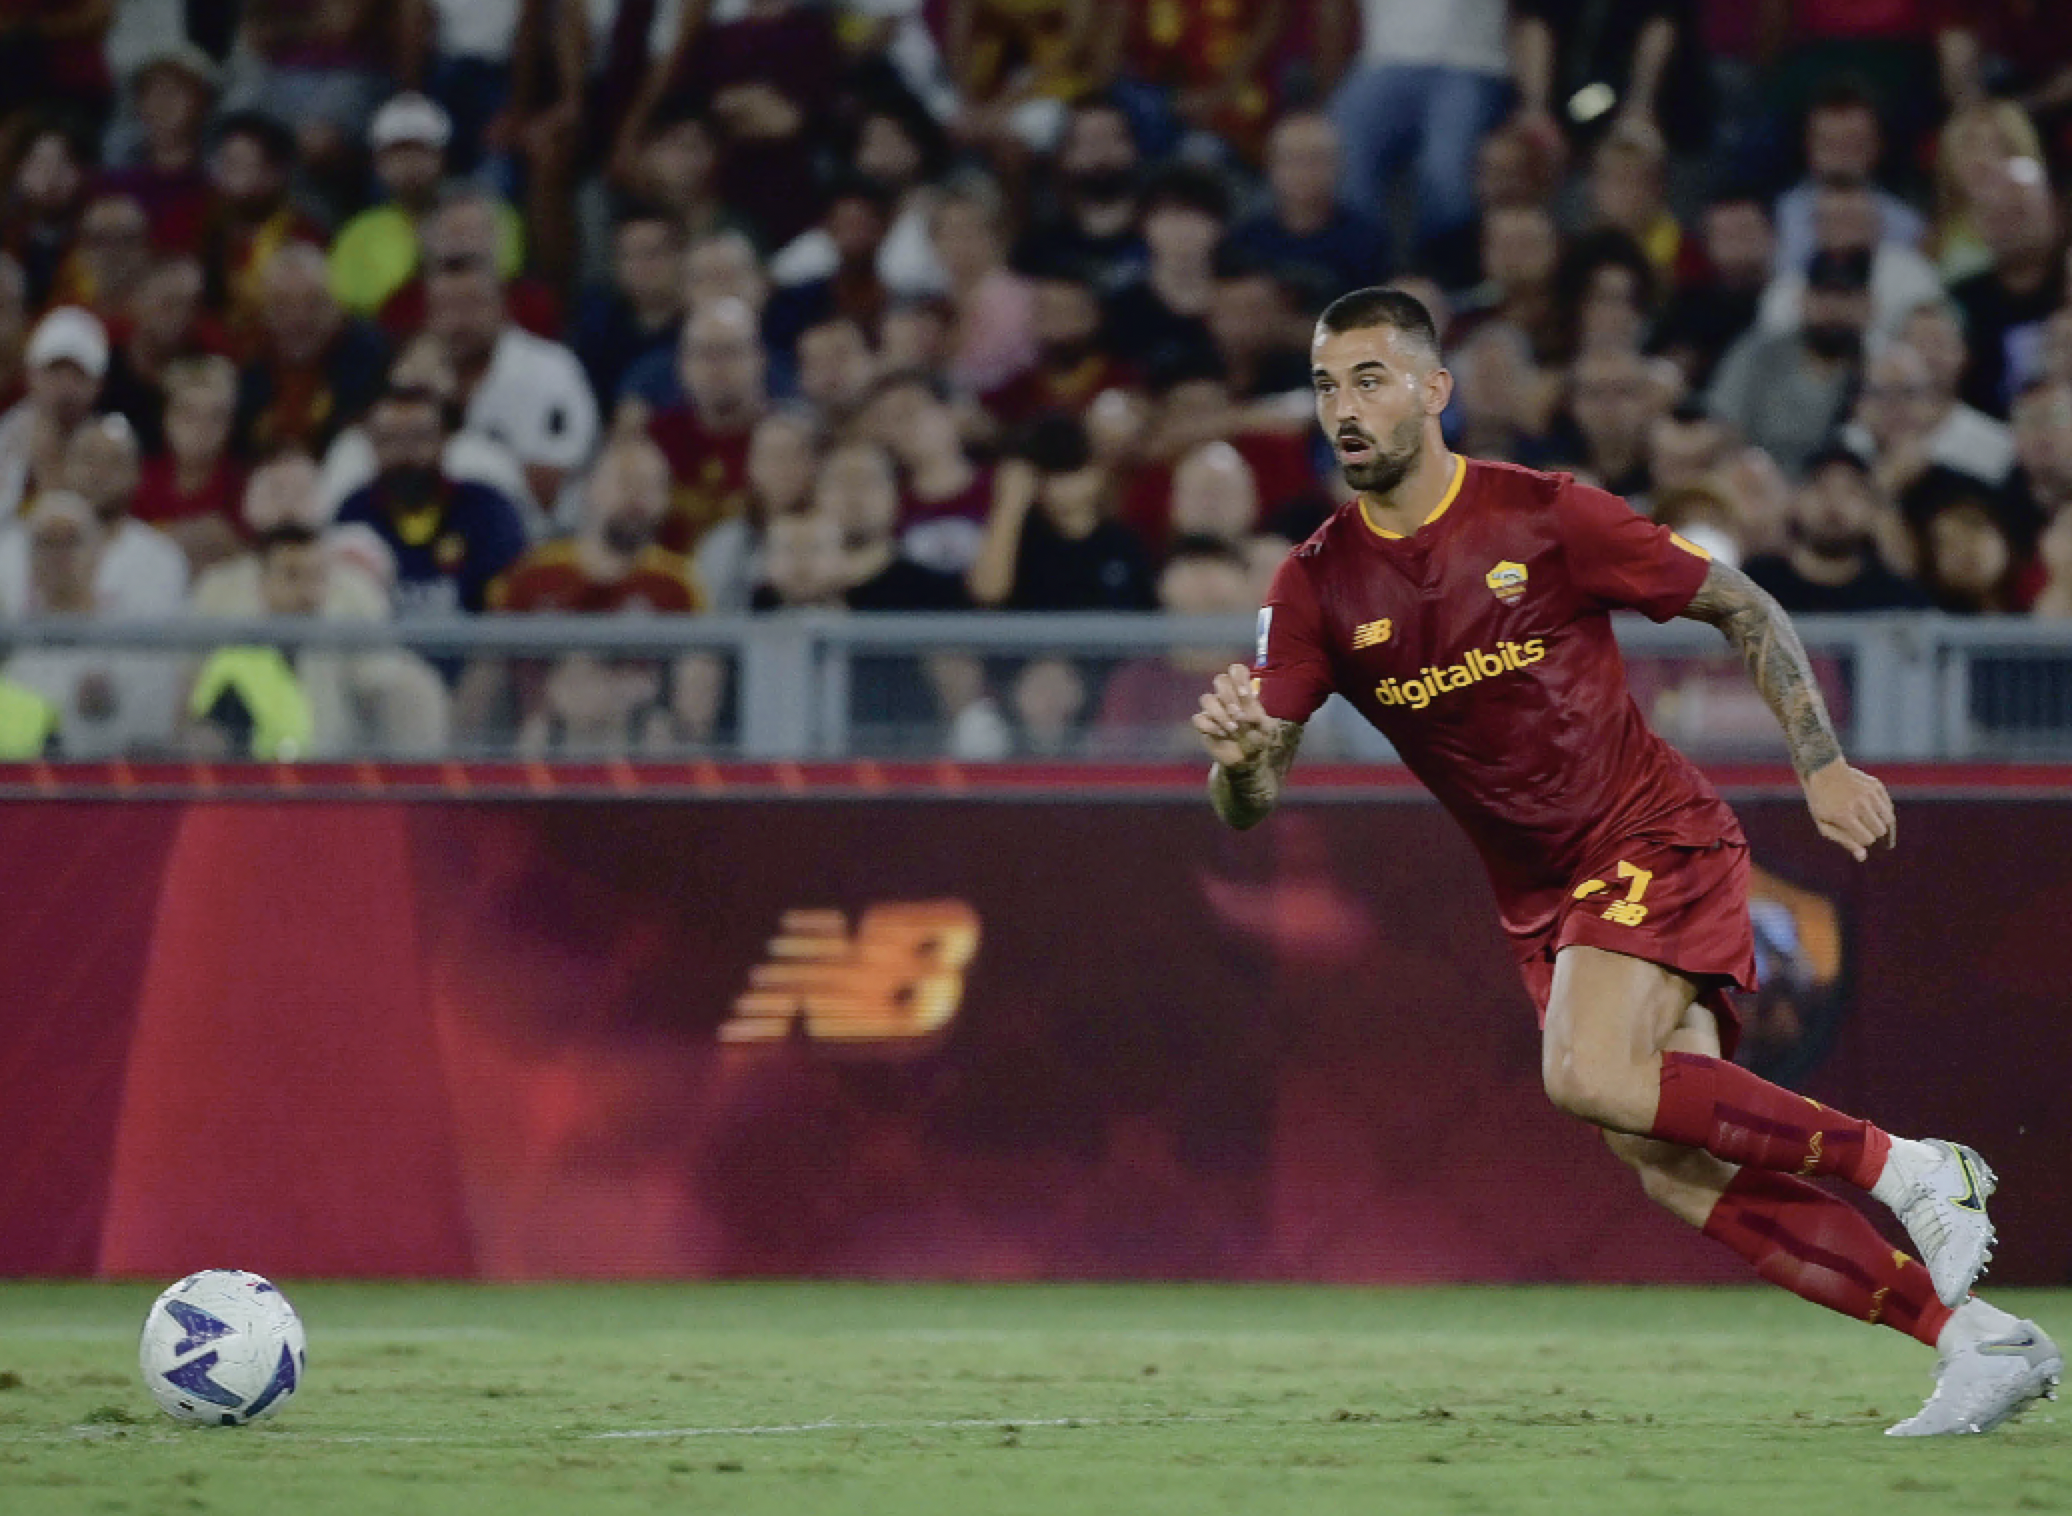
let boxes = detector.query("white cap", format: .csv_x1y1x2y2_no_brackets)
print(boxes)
26,307,109,379
369,92,452,152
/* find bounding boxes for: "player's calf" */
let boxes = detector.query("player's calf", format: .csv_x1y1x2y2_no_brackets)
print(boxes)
1602,1131,1737,1228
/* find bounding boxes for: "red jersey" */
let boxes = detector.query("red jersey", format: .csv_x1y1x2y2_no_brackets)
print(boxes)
646,406,753,554
489,542,701,614
1256,456,1743,949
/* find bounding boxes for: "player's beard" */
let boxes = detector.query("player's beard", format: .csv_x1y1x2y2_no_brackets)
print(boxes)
1341,415,1425,495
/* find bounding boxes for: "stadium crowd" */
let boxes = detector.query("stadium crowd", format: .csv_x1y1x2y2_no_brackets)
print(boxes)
1,0,2071,759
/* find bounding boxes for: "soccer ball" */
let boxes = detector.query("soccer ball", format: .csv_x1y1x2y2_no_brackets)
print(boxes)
138,1270,307,1426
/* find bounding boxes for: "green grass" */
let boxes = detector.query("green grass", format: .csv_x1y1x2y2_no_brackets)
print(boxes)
0,1284,2066,1515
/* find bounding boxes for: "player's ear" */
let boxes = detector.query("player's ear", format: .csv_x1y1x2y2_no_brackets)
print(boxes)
1423,365,1454,416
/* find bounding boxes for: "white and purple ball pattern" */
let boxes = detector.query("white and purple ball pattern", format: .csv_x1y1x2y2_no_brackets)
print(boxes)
138,1270,307,1426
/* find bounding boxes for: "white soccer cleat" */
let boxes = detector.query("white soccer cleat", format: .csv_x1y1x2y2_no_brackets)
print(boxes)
1885,1320,2062,1437
1883,1139,1998,1308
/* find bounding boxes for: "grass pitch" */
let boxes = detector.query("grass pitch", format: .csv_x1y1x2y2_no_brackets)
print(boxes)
0,1283,2066,1515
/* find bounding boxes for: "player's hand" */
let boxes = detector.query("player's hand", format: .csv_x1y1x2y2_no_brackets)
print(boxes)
1804,757,1896,861
1192,664,1273,770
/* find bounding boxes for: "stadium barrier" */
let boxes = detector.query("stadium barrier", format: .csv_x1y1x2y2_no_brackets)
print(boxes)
2,768,2068,1285
4,610,2072,759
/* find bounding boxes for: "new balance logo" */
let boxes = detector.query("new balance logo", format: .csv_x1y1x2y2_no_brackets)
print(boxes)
1351,618,1392,649
721,902,981,1045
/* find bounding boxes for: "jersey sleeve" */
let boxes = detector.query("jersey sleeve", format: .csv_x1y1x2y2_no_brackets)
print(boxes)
1555,475,1712,622
1253,553,1335,724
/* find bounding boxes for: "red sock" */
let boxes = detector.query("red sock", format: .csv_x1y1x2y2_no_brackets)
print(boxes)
1650,1051,1892,1188
1702,1168,1952,1347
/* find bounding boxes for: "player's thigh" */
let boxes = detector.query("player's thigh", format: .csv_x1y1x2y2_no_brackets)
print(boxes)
1541,944,1704,1089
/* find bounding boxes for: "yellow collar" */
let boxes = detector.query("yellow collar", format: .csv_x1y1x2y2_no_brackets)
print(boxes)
1359,454,1466,541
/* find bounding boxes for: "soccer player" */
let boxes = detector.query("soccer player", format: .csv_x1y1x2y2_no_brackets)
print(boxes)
1195,288,2061,1437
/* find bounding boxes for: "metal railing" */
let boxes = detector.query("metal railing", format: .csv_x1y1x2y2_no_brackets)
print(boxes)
4,611,2072,762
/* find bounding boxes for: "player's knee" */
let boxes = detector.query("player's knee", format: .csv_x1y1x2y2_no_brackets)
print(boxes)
1541,1051,1646,1130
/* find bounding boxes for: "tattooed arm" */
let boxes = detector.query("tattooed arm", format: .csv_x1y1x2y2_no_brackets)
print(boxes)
1194,662,1305,830
1681,558,1897,860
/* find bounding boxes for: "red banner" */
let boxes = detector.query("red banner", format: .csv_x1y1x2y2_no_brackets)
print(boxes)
3,787,2069,1285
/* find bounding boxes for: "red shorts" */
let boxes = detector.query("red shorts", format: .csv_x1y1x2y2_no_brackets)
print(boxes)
1514,832,1759,1060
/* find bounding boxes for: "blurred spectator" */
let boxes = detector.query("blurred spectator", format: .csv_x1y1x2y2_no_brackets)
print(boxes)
1652,192,1773,391
222,0,403,170
1006,654,1088,756
619,228,785,408
50,415,190,615
235,243,391,458
492,438,702,756
0,491,180,758
1771,85,1925,274
1844,340,2014,502
1649,478,1744,563
100,254,235,453
134,355,247,576
1645,402,1734,502
2034,508,2072,620
931,176,1036,394
100,44,220,257
1111,0,1287,163
1707,248,1871,478
427,260,596,517
1091,535,1254,757
571,203,687,409
1581,119,1684,282
0,306,106,517
1510,0,1701,153
1014,96,1148,295
1166,442,1297,590
1743,446,1928,613
0,0,113,132
694,407,820,612
982,264,1137,424
1949,159,2066,418
858,369,992,576
840,103,954,299
943,0,1112,155
1756,181,1941,341
317,334,533,526
198,112,326,344
1322,0,1511,261
795,316,879,430
1928,101,2044,285
1913,481,2024,614
626,0,842,251
878,295,956,382
1451,320,1553,463
1933,9,2072,155
816,440,968,610
334,385,528,616
619,107,746,250
1205,251,1309,401
753,509,848,609
1415,123,1557,294
968,414,1154,610
765,177,897,349
185,522,451,760
1549,348,1660,495
1102,164,1229,377
495,438,699,615
1454,205,1564,364
376,187,562,346
1716,445,1796,563
328,94,525,321
2004,378,2072,540
49,192,152,328
646,297,768,553
1223,112,1387,300
0,254,24,409
3,122,90,309
1553,227,1657,360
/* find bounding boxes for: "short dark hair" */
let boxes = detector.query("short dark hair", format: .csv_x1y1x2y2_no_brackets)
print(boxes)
373,383,447,419
1017,412,1091,475
1316,287,1441,357
1142,162,1232,223
612,198,682,238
